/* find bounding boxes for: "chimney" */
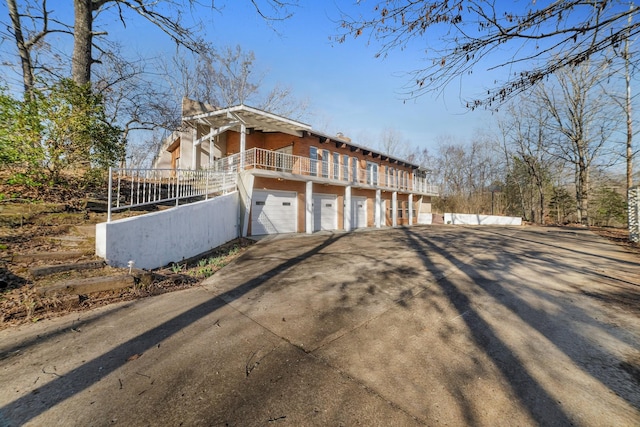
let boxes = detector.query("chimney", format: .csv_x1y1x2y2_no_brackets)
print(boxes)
336,132,352,142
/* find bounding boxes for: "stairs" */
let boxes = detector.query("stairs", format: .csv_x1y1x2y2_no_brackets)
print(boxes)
4,223,154,323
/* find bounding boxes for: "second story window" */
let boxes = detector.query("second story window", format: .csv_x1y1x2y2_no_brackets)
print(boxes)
322,149,329,178
352,157,358,183
366,162,378,186
333,152,340,179
310,147,318,176
342,155,349,181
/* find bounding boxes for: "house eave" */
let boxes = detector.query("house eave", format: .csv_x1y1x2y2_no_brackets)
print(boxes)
183,104,312,138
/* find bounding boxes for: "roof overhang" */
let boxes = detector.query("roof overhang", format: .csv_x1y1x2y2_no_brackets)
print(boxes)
183,104,312,137
308,130,421,169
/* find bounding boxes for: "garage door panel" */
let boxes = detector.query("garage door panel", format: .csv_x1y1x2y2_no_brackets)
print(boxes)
352,196,367,229
313,194,338,231
252,191,297,235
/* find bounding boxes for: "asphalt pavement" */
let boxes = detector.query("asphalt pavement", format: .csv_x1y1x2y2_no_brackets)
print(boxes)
1,225,639,426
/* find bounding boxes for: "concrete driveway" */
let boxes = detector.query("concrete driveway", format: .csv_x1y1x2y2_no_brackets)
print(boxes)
1,226,639,426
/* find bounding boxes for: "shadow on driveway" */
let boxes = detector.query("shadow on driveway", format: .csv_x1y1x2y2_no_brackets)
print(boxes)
0,233,348,425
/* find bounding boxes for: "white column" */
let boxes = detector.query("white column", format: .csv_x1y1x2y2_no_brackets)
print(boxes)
375,189,381,228
392,191,398,227
306,181,313,234
191,127,197,170
209,134,214,166
240,123,246,169
408,194,413,225
344,186,352,231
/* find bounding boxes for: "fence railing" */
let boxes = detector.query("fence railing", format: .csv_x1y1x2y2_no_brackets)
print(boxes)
239,148,439,196
629,185,639,243
107,148,438,221
107,167,237,221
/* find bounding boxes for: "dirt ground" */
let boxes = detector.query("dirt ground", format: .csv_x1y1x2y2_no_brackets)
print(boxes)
0,178,252,328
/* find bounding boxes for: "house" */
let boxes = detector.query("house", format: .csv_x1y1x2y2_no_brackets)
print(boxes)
152,98,438,237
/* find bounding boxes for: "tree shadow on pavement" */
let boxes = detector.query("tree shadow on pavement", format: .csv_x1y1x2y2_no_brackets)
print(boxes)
0,233,348,425
402,228,575,425
403,226,640,420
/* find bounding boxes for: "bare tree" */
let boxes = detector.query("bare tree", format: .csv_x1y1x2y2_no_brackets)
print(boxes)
426,134,502,214
336,1,640,108
536,60,621,225
158,43,309,120
4,0,71,99
378,127,410,158
499,98,558,223
71,0,298,87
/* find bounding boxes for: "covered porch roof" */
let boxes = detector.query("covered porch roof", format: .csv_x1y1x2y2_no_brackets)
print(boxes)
183,104,312,138
182,102,429,172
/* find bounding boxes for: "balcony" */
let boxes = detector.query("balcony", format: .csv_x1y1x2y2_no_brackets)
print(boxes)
106,148,438,222
211,148,439,196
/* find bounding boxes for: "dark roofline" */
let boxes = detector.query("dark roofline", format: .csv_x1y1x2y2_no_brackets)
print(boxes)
307,130,421,169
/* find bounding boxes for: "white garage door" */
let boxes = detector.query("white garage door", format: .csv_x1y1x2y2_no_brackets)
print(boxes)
351,196,367,229
251,190,297,235
313,194,338,231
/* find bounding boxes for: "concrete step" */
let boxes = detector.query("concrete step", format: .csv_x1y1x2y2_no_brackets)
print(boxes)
13,251,90,264
37,269,154,296
38,274,135,296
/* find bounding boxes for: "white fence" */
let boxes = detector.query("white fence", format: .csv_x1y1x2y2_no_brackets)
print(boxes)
444,213,523,226
629,186,639,243
236,148,438,195
97,192,239,269
107,167,237,221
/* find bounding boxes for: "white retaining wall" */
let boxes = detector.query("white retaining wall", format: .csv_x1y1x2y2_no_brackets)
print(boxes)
417,213,433,225
444,213,522,226
96,192,239,269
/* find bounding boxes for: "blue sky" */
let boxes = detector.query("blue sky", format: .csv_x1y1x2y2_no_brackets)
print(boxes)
0,1,544,154
2,1,633,158
207,2,495,151
99,1,496,153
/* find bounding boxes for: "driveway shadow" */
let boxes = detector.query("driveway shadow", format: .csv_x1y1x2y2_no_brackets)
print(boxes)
0,233,348,425
402,226,640,418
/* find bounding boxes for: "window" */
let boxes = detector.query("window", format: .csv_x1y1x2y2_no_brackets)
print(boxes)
366,162,378,186
342,155,349,181
333,152,340,179
310,147,318,176
352,157,358,183
384,166,388,187
322,149,329,178
389,168,394,188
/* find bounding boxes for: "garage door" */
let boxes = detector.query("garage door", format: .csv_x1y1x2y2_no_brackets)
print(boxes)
251,190,297,235
351,196,367,229
313,194,338,231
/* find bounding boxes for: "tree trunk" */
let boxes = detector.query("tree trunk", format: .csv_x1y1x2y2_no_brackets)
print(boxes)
576,161,589,225
6,0,35,100
72,0,93,86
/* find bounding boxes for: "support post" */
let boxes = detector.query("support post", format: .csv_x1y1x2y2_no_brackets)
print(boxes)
408,194,413,225
306,181,313,234
375,189,381,228
392,192,398,227
344,186,352,231
240,123,246,170
107,167,112,222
